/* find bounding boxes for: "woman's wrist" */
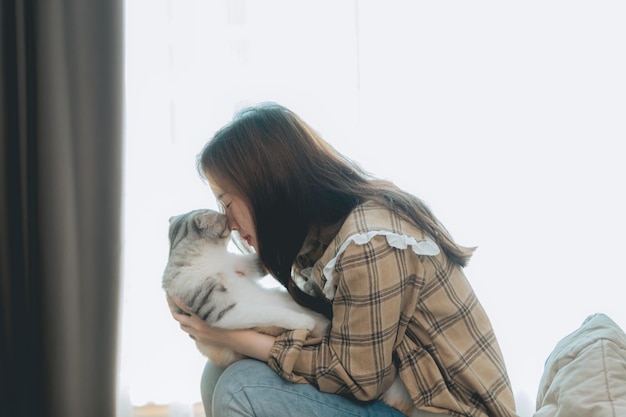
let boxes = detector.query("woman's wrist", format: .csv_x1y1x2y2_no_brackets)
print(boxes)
224,329,276,362
167,294,277,362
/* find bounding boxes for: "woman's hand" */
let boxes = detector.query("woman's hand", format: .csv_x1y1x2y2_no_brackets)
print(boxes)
166,294,227,345
166,294,277,362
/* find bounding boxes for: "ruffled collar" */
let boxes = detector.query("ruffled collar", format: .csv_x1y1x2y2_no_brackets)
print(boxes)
293,201,440,300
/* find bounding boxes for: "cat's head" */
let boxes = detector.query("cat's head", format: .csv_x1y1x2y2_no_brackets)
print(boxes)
168,209,230,250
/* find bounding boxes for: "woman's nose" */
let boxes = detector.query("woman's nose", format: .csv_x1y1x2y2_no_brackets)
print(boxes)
227,216,239,231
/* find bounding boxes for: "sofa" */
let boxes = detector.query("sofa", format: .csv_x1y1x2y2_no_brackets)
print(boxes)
533,313,626,417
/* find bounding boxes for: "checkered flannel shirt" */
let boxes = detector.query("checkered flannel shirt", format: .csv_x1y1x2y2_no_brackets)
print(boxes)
268,201,517,417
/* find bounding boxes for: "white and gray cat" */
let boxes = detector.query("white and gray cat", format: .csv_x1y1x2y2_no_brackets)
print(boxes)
162,209,416,416
162,208,329,366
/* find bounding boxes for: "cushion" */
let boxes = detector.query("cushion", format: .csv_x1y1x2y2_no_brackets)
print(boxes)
533,313,626,417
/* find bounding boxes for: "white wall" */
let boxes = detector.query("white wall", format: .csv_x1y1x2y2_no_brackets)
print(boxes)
121,2,626,415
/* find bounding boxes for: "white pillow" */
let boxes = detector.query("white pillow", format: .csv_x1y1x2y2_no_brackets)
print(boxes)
533,313,626,417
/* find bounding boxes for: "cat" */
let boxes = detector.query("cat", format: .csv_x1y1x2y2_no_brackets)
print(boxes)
162,208,330,367
162,208,417,416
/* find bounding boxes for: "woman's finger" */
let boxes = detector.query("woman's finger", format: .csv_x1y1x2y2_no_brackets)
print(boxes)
173,297,194,315
180,323,194,332
165,293,179,312
166,293,193,316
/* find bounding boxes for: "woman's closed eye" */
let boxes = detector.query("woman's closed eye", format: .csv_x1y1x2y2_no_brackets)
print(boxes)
216,191,231,212
217,197,231,212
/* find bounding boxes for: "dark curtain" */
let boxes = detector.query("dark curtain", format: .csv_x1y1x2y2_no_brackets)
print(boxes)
0,1,123,417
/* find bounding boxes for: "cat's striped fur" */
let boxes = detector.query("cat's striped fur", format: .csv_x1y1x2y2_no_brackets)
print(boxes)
161,209,330,367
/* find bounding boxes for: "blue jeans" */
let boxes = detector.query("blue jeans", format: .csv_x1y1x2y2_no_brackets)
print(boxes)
201,359,446,417
201,359,408,417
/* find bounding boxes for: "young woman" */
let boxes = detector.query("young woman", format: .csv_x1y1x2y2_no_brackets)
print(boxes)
168,103,518,417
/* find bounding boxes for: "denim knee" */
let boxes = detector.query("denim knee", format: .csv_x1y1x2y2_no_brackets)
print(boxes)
200,361,226,417
210,359,410,417
211,359,270,417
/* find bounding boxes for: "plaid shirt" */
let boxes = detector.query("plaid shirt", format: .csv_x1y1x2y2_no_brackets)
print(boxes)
268,202,517,417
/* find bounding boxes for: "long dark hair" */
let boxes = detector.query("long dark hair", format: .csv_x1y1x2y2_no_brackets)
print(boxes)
198,103,473,318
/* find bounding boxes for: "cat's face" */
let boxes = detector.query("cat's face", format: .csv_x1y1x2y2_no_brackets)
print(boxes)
168,209,230,249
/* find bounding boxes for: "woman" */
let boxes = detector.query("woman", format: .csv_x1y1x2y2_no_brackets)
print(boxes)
169,103,518,417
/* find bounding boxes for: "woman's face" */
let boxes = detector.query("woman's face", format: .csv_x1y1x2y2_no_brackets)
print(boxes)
208,179,257,250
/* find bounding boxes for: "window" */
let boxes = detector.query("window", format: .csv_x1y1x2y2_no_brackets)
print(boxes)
121,1,626,416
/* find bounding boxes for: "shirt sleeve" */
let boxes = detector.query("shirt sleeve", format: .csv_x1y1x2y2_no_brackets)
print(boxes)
267,234,421,401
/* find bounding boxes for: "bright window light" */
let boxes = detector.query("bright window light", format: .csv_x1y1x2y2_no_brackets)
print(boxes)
120,2,626,416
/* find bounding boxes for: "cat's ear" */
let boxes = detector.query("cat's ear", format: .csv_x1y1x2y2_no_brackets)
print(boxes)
194,213,210,230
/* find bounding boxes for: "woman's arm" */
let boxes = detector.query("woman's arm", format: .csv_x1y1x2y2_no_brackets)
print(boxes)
167,295,276,362
268,235,419,400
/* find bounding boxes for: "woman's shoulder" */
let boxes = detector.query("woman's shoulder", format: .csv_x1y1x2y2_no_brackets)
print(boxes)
329,200,440,265
339,200,426,240
311,201,440,300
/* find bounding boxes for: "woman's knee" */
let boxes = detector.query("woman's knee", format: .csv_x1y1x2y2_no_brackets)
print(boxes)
200,361,225,417
211,359,276,416
210,359,407,417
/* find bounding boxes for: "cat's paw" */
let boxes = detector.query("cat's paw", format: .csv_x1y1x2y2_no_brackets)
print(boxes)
282,311,330,336
310,320,330,338
308,312,331,338
281,314,316,331
298,315,317,331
